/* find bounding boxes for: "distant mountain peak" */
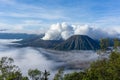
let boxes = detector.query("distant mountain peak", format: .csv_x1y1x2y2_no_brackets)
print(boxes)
54,35,100,50
18,35,100,51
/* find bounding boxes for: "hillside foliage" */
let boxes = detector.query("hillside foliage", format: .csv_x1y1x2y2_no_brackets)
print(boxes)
63,52,120,80
0,51,120,80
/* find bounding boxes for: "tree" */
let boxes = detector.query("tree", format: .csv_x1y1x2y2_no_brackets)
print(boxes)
54,68,64,80
28,69,50,80
28,69,41,80
64,72,86,80
42,70,50,80
114,38,120,48
22,77,29,80
0,57,28,80
100,38,109,51
62,52,120,80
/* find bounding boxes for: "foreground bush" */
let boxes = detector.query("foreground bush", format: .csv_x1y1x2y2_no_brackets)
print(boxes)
63,52,120,80
0,51,120,80
0,57,28,80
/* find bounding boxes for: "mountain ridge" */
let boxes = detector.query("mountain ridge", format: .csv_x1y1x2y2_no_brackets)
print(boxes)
54,35,100,50
17,35,100,50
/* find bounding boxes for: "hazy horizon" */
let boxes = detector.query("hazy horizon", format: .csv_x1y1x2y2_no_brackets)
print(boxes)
0,0,120,39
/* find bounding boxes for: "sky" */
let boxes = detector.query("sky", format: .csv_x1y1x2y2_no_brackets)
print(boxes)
0,0,120,34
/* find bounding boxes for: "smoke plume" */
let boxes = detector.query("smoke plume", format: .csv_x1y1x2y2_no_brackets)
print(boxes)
42,22,120,40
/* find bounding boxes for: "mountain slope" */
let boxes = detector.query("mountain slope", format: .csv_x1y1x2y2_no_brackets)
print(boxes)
18,38,63,48
54,35,100,50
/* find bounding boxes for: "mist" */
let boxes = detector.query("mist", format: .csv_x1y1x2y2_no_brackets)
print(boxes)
0,39,107,79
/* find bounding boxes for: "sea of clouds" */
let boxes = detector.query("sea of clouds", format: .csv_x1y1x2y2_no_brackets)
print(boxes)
0,39,103,79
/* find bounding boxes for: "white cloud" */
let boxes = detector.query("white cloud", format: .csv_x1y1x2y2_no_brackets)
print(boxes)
42,22,120,40
42,22,74,40
61,31,73,40
0,1,68,20
74,24,89,35
0,21,120,39
0,20,45,34
0,22,24,31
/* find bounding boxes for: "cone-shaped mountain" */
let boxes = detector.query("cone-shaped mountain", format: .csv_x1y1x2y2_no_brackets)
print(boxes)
54,35,100,50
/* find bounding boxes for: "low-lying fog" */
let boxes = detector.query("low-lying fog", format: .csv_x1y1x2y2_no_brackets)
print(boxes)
0,39,108,79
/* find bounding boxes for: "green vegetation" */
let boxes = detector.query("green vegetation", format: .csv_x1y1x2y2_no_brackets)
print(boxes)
28,69,50,80
28,69,42,80
54,68,64,80
0,57,28,80
100,38,109,51
0,57,50,80
114,38,120,48
0,51,120,80
63,52,120,80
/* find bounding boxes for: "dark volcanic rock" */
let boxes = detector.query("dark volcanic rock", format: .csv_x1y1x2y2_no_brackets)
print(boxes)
54,35,100,50
18,38,63,49
18,35,100,50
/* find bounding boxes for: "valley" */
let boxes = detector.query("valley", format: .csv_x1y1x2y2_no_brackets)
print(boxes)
0,38,106,79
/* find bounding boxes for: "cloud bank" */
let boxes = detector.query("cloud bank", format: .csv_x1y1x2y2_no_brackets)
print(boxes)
42,22,73,40
42,22,120,40
0,39,99,79
0,20,45,34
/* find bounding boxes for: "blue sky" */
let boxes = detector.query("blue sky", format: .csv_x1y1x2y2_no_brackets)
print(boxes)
0,0,120,33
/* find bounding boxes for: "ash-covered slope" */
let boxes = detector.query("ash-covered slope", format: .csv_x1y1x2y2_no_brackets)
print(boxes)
54,35,100,50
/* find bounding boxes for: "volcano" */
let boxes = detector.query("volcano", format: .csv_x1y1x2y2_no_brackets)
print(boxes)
17,35,100,50
54,35,100,50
